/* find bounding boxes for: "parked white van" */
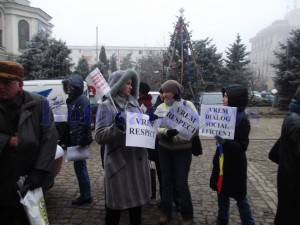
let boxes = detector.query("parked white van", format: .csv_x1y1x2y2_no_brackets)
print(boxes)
23,79,89,122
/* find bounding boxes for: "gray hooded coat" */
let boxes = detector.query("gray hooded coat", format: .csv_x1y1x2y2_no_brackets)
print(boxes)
95,69,151,210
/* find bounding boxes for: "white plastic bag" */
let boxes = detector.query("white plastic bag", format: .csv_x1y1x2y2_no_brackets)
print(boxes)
65,145,89,162
20,187,49,225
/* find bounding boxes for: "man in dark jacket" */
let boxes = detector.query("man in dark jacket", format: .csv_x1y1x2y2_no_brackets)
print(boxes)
0,61,57,224
269,86,300,225
63,75,93,205
210,84,255,225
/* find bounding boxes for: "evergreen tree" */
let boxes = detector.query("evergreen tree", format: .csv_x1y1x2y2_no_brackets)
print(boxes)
135,50,163,90
273,29,300,109
74,56,90,78
192,38,224,91
17,31,72,79
120,53,134,70
163,9,205,99
42,38,72,78
17,31,49,79
110,53,118,72
99,46,109,75
223,34,251,87
90,61,108,80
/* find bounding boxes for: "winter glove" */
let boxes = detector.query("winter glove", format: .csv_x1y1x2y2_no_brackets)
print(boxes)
149,114,159,122
24,169,50,190
166,129,179,138
114,112,126,131
148,108,159,122
214,135,225,145
161,136,173,143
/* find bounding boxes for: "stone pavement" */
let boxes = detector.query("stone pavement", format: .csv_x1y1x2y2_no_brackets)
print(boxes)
46,117,283,225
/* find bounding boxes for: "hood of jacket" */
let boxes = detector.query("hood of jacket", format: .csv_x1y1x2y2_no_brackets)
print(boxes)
63,75,84,99
222,84,248,111
107,69,139,98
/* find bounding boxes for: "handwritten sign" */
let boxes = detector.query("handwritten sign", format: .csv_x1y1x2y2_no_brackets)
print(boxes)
85,68,110,102
199,105,237,139
161,101,199,141
126,112,159,149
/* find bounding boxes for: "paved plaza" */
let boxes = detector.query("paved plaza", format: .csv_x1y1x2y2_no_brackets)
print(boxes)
46,117,284,225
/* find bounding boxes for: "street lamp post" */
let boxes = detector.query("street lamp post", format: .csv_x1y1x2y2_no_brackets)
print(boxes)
271,88,278,112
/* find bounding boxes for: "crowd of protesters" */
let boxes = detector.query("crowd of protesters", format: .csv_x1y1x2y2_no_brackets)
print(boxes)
1,61,299,225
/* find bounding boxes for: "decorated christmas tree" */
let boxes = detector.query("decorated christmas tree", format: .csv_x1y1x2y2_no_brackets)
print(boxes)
162,8,206,99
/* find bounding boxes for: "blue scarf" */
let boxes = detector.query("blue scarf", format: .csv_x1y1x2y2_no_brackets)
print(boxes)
289,100,300,114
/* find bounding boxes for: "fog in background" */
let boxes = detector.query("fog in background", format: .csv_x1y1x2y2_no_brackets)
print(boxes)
30,0,296,54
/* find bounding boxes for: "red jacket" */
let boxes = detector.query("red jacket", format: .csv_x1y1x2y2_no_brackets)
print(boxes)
137,94,152,113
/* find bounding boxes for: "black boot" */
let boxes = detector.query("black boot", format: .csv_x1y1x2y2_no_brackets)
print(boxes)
217,217,228,225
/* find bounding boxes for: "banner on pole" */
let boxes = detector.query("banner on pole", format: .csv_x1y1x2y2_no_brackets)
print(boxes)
199,105,237,140
126,112,159,149
85,68,110,102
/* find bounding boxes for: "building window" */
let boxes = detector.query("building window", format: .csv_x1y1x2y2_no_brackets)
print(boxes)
18,20,29,49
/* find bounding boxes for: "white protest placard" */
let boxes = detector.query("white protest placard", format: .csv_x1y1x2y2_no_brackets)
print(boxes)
85,68,110,102
199,105,237,139
126,112,159,149
161,101,199,141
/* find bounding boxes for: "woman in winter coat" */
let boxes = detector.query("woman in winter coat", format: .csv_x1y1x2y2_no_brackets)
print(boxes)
154,80,197,225
95,69,151,225
268,86,300,225
210,84,255,225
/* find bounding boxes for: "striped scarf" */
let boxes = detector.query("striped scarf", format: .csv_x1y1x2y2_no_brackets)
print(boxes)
217,143,224,193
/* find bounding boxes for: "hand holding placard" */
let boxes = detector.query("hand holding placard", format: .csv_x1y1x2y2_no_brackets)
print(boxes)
114,112,125,131
166,129,179,138
214,135,225,144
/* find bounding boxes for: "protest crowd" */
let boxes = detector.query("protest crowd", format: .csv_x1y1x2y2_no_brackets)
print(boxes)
1,61,300,225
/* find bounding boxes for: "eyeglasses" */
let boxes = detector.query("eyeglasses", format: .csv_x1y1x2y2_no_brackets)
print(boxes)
0,80,18,85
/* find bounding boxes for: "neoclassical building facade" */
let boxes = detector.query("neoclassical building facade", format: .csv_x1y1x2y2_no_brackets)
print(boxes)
249,8,300,90
0,0,52,61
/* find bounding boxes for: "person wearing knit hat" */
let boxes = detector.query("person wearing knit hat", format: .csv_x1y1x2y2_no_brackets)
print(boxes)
161,80,184,98
154,79,198,225
95,69,151,225
0,61,57,224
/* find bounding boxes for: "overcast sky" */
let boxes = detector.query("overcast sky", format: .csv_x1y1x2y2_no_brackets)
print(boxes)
29,0,295,54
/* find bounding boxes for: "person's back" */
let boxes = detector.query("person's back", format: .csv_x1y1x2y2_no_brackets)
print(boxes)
269,86,300,225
